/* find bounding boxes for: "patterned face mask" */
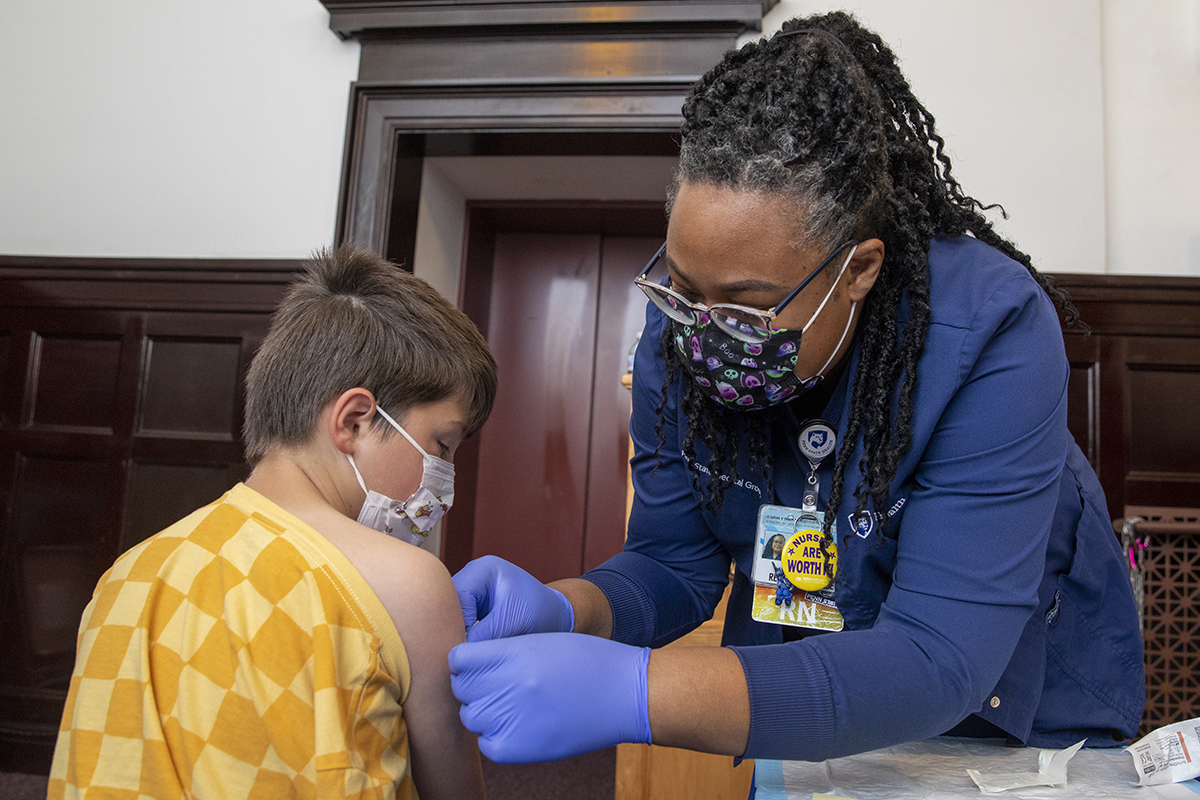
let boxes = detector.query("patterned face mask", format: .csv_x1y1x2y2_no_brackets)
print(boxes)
347,406,454,546
672,245,857,411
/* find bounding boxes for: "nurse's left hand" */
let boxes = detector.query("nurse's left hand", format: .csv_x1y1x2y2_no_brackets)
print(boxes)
448,632,652,763
452,555,574,642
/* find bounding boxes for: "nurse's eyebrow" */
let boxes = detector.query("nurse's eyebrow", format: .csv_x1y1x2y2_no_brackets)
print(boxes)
666,254,789,294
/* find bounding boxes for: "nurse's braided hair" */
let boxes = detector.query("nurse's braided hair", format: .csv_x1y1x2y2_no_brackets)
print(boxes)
657,11,1077,529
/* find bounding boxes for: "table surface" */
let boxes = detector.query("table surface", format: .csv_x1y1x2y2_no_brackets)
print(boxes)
755,737,1200,799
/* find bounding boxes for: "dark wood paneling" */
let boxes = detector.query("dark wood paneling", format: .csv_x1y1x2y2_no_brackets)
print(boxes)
0,332,10,428
1128,354,1200,477
139,337,242,437
1058,275,1200,338
1066,348,1099,469
26,335,123,432
385,134,424,270
0,254,298,772
10,455,109,552
0,256,299,313
122,461,250,552
20,546,100,662
1056,274,1200,520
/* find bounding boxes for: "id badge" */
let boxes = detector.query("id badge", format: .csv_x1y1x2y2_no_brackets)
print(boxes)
750,504,844,631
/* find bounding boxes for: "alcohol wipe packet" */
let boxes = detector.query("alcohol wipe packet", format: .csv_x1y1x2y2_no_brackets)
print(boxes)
966,739,1085,793
1128,717,1200,786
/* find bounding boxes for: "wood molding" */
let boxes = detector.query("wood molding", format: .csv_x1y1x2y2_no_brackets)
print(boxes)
0,255,302,313
336,86,688,256
324,2,773,261
1053,273,1200,338
320,0,778,40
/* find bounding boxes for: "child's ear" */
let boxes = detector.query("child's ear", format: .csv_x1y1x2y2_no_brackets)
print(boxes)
329,388,378,455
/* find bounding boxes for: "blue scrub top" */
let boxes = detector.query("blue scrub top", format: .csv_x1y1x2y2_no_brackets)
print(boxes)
585,236,1144,761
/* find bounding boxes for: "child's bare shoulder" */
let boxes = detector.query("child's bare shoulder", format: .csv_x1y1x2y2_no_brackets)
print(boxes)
369,535,459,631
318,514,461,645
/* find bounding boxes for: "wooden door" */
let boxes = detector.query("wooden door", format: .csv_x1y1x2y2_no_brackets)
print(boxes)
454,223,658,583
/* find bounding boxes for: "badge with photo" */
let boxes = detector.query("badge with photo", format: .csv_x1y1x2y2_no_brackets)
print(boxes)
750,504,844,631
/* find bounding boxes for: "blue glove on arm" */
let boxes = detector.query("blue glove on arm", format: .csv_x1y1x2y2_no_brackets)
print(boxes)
453,555,574,642
448,632,652,763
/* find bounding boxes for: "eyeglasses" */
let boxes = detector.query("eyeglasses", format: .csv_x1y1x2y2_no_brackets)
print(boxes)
634,240,857,344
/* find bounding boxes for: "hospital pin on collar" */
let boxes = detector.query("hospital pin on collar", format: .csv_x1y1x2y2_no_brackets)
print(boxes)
798,420,836,512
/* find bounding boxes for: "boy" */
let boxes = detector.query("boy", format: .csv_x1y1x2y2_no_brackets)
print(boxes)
48,245,495,799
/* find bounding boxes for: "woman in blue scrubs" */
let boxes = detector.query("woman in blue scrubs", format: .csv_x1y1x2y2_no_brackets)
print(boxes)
448,11,1145,765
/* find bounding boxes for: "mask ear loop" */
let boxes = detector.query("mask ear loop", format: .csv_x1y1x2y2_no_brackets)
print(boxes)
348,405,423,499
375,406,430,459
346,455,370,493
349,409,422,518
799,244,859,382
802,301,857,383
801,244,857,334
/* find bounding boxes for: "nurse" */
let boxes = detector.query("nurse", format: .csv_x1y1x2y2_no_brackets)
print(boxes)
448,11,1145,764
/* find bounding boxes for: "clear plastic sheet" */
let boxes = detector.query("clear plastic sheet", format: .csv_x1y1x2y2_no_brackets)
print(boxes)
756,737,1200,799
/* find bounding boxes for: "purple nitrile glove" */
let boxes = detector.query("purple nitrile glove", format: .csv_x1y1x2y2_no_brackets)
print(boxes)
449,632,652,763
452,555,574,642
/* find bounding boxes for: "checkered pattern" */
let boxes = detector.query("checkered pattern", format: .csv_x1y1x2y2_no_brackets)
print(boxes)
48,484,414,799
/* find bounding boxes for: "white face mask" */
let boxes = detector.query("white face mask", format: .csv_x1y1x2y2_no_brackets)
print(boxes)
347,406,455,546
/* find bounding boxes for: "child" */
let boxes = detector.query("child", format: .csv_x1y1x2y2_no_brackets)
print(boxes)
48,245,496,800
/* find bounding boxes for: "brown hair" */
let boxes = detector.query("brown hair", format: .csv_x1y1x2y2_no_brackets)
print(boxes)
243,244,497,464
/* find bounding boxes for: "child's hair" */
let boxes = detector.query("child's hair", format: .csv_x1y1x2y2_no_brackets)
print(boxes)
243,244,498,464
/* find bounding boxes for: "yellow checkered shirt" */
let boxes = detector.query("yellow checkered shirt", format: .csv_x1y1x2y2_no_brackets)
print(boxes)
48,483,415,799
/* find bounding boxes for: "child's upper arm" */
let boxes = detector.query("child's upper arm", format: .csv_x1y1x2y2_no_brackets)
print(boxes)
375,544,485,800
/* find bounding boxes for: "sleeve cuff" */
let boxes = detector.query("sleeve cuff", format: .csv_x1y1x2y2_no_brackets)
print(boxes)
581,567,656,646
731,641,837,760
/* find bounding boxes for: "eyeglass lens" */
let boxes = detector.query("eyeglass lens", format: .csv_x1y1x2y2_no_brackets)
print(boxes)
711,309,773,342
640,280,777,342
642,288,695,325
638,248,779,343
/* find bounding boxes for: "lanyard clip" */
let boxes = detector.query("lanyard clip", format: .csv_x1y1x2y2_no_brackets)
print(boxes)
798,420,836,512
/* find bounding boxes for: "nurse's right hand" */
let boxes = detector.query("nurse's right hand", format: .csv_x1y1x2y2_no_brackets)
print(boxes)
452,555,575,642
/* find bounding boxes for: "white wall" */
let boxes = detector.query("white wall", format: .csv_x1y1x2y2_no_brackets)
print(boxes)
750,1,1109,274
0,0,359,259
1102,0,1200,276
752,0,1199,276
1,1,1197,275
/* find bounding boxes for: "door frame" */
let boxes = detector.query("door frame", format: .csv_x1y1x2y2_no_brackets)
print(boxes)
333,90,687,265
